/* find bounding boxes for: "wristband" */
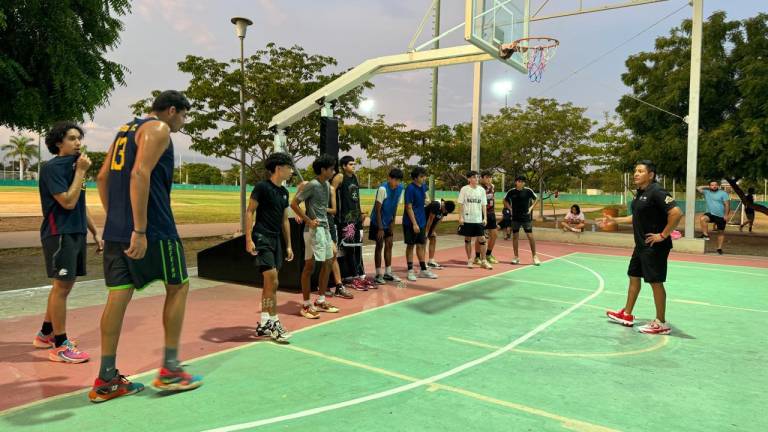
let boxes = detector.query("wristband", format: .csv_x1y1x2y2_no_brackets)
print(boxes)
134,229,146,235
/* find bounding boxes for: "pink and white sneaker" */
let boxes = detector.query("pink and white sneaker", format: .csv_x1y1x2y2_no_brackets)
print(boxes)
606,308,635,327
49,340,90,363
637,320,671,335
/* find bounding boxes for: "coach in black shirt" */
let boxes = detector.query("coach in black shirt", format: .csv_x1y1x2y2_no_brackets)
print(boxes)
600,160,682,335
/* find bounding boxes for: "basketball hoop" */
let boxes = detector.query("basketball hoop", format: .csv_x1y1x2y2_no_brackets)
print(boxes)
499,37,559,83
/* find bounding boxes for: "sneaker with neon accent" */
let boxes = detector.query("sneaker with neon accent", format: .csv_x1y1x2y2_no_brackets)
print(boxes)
49,340,90,363
486,255,499,264
33,332,78,349
473,257,483,265
313,300,339,313
89,371,145,403
637,320,671,335
511,257,520,265
606,308,635,326
152,367,203,391
300,304,320,319
418,269,438,279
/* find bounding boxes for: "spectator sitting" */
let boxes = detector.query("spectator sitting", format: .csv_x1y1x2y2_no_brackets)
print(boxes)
561,205,586,233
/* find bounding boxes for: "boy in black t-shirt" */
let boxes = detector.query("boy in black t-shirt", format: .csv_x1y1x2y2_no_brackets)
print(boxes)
424,200,455,269
245,153,296,343
599,160,682,335
503,176,540,265
34,122,101,364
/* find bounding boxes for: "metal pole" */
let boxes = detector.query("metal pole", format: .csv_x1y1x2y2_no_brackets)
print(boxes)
580,178,583,195
430,0,440,203
684,0,703,239
470,62,482,172
764,178,767,202
501,172,505,193
673,178,676,199
238,36,247,235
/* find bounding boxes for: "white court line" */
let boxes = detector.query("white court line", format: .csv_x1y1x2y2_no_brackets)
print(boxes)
201,252,605,432
572,252,768,277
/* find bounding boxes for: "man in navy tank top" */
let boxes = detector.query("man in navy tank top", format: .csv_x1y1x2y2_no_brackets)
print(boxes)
89,90,202,402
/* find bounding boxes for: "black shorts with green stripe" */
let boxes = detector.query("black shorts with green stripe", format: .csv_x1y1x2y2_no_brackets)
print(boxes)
103,239,189,290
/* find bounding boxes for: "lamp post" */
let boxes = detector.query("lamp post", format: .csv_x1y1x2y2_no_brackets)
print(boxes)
231,16,253,235
492,80,513,108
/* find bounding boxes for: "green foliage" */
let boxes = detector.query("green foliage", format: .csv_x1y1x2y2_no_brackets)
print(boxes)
174,163,223,185
85,151,107,180
1,135,37,179
0,1,130,130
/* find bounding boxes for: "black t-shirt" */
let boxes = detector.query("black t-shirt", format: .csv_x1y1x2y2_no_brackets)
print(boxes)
250,180,289,236
504,187,537,222
744,194,755,214
39,155,87,239
631,182,677,250
426,201,444,234
337,174,362,225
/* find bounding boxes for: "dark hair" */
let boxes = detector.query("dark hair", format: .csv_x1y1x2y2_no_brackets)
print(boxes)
480,170,492,178
411,166,427,180
636,160,657,182
151,90,191,113
466,170,478,179
515,175,527,182
708,179,720,185
45,121,84,155
571,204,581,214
388,168,404,180
747,187,755,194
264,152,293,173
340,155,355,167
312,154,337,175
444,200,456,214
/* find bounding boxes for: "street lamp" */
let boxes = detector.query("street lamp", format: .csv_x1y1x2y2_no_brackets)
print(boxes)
359,99,375,114
492,80,513,107
231,16,253,235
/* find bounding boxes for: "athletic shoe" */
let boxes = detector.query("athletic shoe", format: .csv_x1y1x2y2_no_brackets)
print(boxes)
407,271,417,281
325,288,335,298
335,285,355,299
49,340,89,363
351,278,369,291
363,277,377,289
717,249,723,255
373,274,386,284
152,367,204,391
701,234,710,240
511,257,520,265
533,256,542,266
480,261,493,270
418,269,438,279
383,273,401,282
314,300,340,313
486,255,499,264
33,332,78,349
473,257,483,265
256,320,292,343
467,260,474,269
606,308,635,327
89,371,144,403
427,261,443,270
637,320,671,335
300,305,320,319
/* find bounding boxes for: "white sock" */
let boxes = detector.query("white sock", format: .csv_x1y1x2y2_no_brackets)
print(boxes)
270,315,279,323
317,295,326,304
261,312,270,323
385,266,392,274
303,300,311,307
377,268,383,276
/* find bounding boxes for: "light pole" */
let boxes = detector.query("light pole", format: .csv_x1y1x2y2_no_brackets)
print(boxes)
231,16,253,235
492,80,513,108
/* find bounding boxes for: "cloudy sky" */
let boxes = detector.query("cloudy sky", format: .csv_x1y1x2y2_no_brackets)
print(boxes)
2,0,765,169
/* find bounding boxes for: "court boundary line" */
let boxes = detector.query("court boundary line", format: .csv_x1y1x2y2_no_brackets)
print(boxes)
573,252,768,277
200,252,605,432
0,251,574,417
446,335,669,358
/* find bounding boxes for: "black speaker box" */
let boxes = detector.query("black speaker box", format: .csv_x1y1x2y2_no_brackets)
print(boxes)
319,117,339,159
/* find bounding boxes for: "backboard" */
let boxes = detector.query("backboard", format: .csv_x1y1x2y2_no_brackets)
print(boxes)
465,0,529,73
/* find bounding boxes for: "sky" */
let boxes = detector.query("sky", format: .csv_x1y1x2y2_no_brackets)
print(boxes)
1,0,765,170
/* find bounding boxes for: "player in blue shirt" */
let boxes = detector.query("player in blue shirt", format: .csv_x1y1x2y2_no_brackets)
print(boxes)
403,167,437,281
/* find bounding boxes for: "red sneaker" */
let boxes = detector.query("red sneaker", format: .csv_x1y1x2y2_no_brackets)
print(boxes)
637,320,671,335
606,308,634,326
350,278,368,291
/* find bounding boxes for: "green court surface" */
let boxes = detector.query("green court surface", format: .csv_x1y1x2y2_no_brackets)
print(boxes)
2,253,765,432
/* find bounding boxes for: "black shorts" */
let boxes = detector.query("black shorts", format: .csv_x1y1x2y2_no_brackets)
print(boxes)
403,224,427,245
511,219,533,233
42,233,86,280
252,231,283,273
704,213,726,231
499,216,512,229
485,212,498,230
368,226,394,242
458,222,485,237
627,246,670,283
104,239,188,290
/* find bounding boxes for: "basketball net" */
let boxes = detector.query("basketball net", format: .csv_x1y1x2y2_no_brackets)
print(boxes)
500,37,559,83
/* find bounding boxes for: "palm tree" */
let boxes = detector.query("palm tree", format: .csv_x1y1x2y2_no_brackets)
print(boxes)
1,135,37,180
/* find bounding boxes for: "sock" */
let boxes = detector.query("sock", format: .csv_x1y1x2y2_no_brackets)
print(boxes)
419,261,427,271
54,333,68,348
385,266,392,274
99,355,117,381
317,295,326,304
270,315,279,323
303,300,311,307
486,249,493,256
261,312,270,323
163,347,180,371
335,283,343,290
41,321,53,335
407,262,414,271
475,252,480,259
376,268,383,276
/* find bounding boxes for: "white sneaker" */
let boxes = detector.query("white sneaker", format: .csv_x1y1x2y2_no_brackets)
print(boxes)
407,271,417,281
427,261,443,270
467,260,474,269
418,269,438,279
383,273,401,282
511,257,520,265
480,260,493,270
533,256,541,266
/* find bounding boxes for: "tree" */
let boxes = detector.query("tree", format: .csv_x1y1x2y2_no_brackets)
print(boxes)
348,115,413,170
1,135,37,179
616,12,768,215
0,1,130,130
131,43,370,180
175,163,223,185
85,151,107,180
